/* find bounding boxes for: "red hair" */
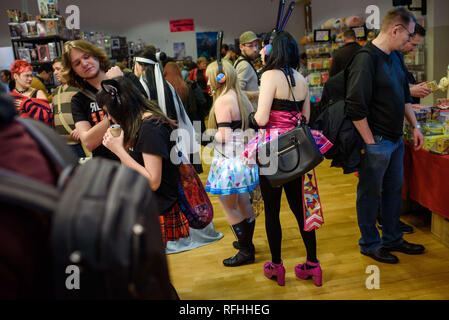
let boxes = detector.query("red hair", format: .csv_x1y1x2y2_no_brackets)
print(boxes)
10,60,33,77
163,62,189,105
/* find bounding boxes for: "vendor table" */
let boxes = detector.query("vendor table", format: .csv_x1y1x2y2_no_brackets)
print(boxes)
403,141,449,220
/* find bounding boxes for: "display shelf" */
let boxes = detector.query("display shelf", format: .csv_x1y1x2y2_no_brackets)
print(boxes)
11,35,65,62
305,42,333,103
10,35,66,91
11,35,67,43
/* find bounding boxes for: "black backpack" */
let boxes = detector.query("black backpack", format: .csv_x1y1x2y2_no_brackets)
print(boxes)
0,117,177,299
311,47,376,173
187,79,207,109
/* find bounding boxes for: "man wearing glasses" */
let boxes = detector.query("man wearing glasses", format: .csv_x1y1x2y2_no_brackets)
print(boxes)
376,23,430,235
345,7,425,264
235,31,260,108
401,24,431,104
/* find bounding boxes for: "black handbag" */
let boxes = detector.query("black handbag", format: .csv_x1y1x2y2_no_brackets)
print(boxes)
257,70,323,188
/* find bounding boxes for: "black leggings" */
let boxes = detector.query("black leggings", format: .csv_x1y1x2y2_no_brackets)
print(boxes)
259,175,317,264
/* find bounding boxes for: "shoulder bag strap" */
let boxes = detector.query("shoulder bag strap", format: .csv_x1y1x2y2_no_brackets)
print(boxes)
281,67,305,126
56,86,73,135
79,88,97,101
68,88,94,157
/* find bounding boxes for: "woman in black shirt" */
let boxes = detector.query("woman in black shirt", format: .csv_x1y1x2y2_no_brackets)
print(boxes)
249,31,322,287
98,76,189,246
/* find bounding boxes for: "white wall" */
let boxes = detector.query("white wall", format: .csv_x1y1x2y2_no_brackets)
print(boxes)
311,0,394,30
0,0,308,60
423,0,449,105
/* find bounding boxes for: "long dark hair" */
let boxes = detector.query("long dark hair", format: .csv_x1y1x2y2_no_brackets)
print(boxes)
96,77,169,146
135,47,177,120
135,47,158,99
263,31,299,72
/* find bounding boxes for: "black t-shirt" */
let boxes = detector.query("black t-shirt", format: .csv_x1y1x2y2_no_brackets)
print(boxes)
345,42,412,142
129,118,179,214
71,82,118,160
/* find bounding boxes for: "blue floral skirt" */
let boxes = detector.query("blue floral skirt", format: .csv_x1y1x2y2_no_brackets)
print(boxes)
205,147,259,196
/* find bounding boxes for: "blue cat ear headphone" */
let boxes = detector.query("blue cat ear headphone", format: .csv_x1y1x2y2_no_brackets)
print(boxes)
216,30,226,84
264,0,295,56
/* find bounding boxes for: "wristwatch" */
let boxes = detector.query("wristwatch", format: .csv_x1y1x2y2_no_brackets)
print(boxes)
413,124,421,129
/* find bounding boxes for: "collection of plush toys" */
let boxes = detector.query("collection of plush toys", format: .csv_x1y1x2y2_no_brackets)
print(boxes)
301,15,376,45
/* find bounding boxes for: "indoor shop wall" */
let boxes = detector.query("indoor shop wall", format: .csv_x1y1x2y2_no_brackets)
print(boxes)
0,0,307,60
423,0,449,105
310,0,448,105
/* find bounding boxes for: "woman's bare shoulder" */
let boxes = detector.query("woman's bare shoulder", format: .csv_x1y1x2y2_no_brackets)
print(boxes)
261,69,284,79
293,69,307,85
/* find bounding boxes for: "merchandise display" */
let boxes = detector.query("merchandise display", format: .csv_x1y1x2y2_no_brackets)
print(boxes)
405,65,449,154
7,7,77,74
6,6,130,66
305,42,334,103
404,104,449,155
303,12,376,103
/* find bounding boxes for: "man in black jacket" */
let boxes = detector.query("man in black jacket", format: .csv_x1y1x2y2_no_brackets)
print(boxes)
345,7,425,264
329,29,362,77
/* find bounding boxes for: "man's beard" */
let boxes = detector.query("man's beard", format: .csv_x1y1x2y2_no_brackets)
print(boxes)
242,51,254,61
243,52,259,61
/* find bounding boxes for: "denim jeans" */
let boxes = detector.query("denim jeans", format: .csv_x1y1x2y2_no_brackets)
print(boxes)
356,136,404,254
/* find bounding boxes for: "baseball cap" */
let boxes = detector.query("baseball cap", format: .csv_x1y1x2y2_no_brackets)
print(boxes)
239,31,258,45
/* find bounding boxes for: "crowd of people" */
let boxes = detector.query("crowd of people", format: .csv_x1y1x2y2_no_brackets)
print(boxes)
0,6,431,298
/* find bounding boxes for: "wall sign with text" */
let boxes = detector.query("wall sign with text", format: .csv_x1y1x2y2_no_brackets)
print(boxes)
170,19,195,32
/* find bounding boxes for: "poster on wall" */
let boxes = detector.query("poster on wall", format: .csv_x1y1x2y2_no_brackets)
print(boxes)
196,32,217,60
37,0,58,18
173,42,185,60
170,19,194,32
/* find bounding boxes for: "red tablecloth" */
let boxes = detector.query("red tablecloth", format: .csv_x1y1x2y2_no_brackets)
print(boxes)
403,142,449,219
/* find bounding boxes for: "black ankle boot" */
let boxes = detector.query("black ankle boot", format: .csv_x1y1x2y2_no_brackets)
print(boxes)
232,218,256,254
223,220,255,267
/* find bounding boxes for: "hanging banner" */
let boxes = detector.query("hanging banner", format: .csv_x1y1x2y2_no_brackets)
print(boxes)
170,19,195,32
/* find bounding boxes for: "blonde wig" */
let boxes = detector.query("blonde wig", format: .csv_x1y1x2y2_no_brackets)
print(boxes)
206,60,253,131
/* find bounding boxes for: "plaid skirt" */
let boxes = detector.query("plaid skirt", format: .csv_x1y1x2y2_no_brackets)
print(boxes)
159,202,190,247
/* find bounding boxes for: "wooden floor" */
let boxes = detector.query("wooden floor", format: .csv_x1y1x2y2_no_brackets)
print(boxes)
167,157,449,300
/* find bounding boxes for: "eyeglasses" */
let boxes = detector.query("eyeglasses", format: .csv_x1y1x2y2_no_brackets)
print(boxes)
243,43,258,49
395,24,414,39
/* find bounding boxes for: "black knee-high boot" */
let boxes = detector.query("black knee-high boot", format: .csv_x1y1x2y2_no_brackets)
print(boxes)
232,218,256,254
223,220,255,267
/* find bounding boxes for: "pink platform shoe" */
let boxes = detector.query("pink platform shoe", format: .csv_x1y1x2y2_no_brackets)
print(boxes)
294,260,322,287
264,261,285,286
